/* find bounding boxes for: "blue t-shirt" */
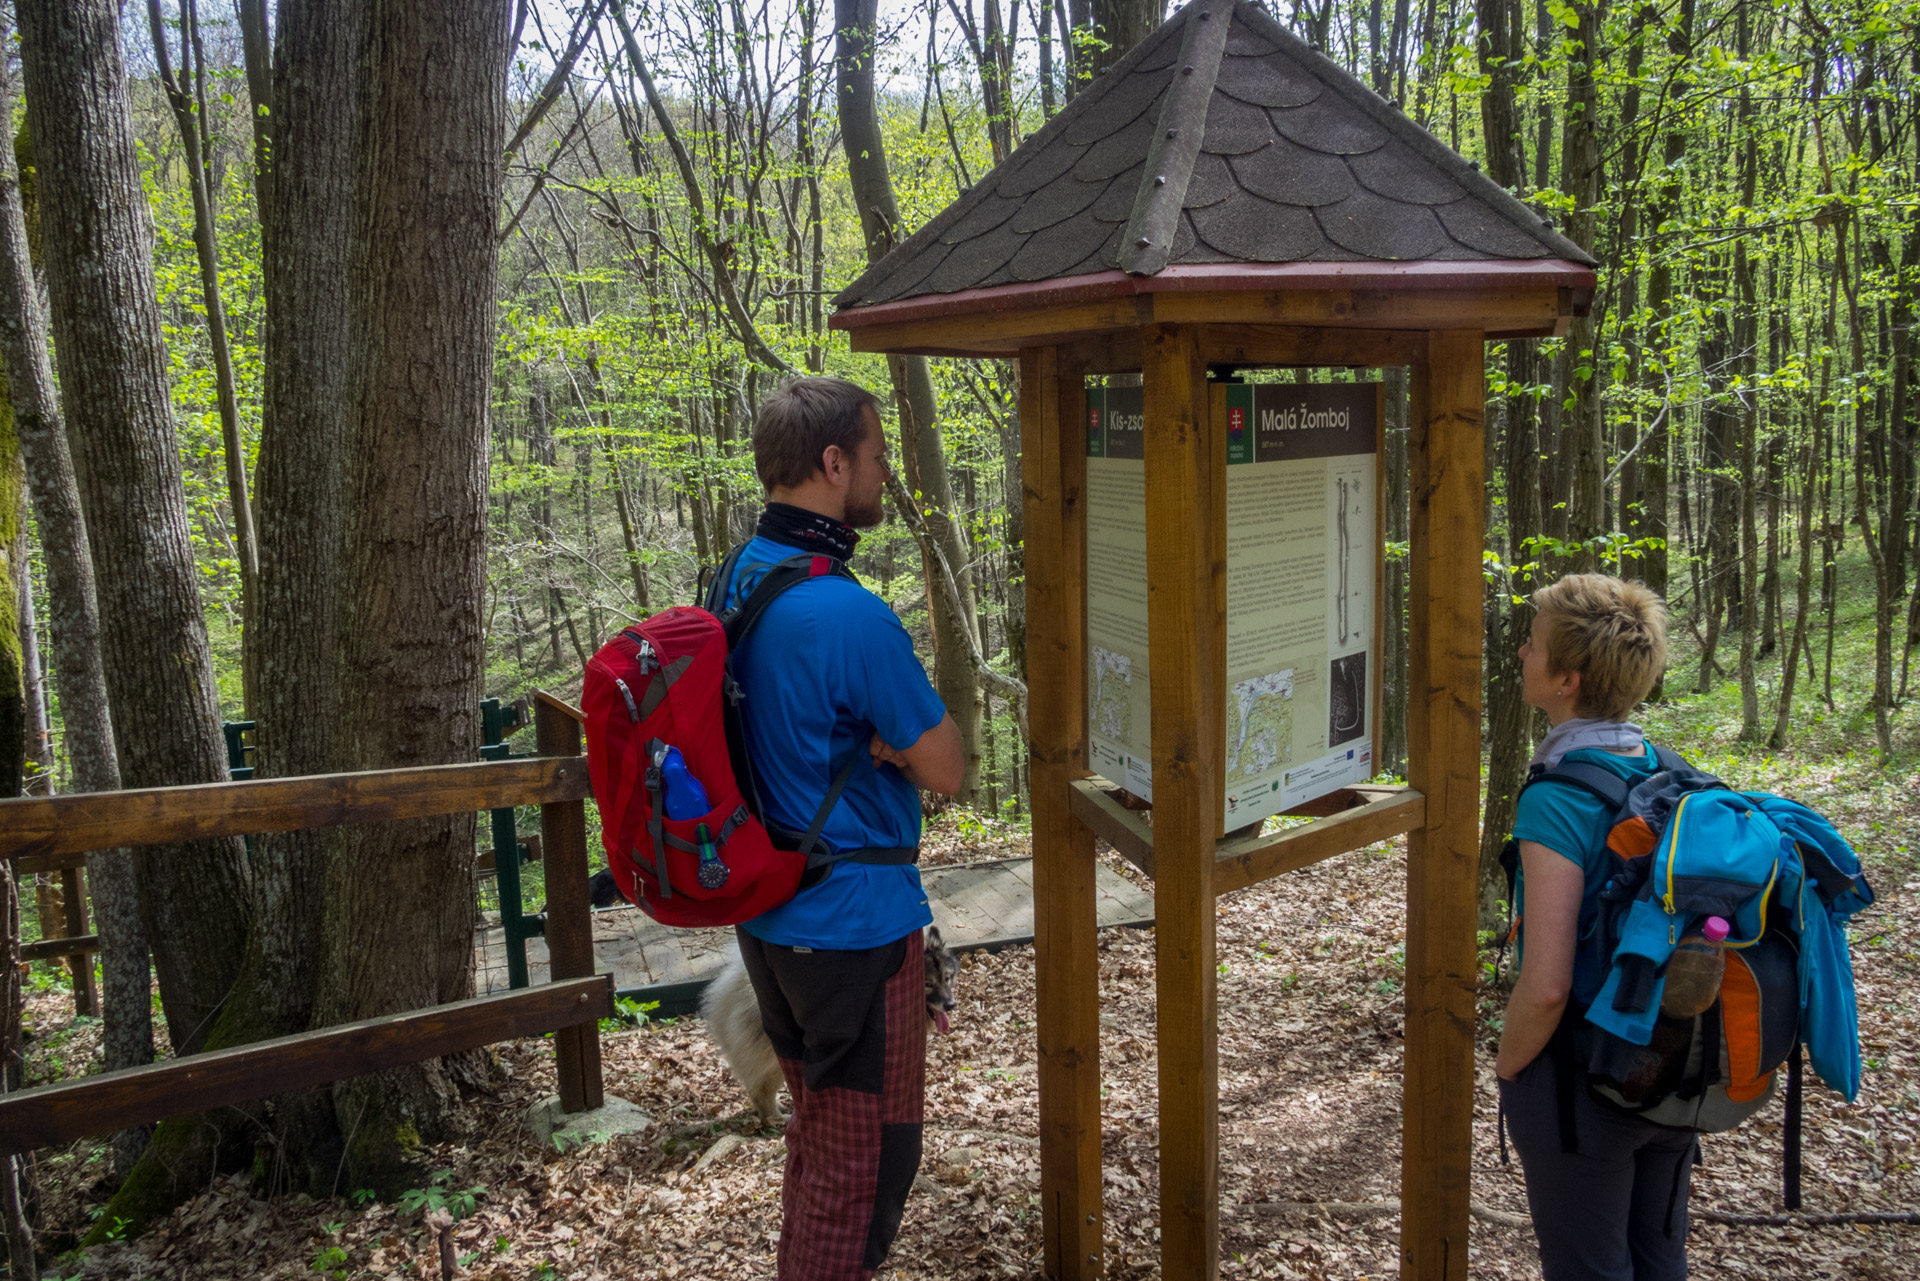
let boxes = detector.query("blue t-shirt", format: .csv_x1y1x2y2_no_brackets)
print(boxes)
720,535,946,950
1512,742,1660,1003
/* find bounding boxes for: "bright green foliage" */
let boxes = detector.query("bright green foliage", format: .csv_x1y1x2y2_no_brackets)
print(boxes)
15,0,1913,810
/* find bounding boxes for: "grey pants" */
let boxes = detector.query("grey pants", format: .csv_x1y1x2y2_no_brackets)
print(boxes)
1499,1052,1697,1281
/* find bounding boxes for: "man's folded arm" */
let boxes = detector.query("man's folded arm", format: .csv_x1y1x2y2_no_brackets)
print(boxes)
882,714,964,796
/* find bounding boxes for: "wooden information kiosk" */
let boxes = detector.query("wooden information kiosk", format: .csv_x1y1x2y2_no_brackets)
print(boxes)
832,3,1596,1275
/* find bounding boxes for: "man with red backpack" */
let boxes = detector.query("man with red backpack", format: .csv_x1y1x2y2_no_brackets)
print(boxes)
713,376,962,1281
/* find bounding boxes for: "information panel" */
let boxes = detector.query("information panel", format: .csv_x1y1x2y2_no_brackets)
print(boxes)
1085,381,1380,828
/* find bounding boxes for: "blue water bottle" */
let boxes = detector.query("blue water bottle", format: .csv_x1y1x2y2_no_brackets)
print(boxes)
658,745,712,820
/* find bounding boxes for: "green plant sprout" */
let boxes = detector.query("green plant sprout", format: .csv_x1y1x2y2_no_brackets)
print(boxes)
396,1169,485,1222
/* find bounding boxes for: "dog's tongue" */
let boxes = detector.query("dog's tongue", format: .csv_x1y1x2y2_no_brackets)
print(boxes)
935,1009,950,1035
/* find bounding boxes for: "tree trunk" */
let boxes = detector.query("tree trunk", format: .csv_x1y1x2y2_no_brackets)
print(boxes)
1734,20,1762,739
0,868,35,1280
16,552,49,798
1475,0,1535,925
0,365,23,835
1839,215,1896,756
1558,0,1604,574
309,0,509,1195
0,37,150,1175
17,0,247,1064
1609,4,1650,568
836,0,986,801
1769,253,1837,749
87,5,356,1216
1639,0,1692,698
0,441,35,1281
1696,256,1736,695
246,0,358,1049
1089,0,1163,73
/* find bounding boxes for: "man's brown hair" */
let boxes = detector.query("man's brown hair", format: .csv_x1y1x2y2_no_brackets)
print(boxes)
752,376,880,492
1530,574,1668,719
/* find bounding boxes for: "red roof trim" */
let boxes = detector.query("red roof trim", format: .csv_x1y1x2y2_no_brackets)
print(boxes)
830,259,1597,330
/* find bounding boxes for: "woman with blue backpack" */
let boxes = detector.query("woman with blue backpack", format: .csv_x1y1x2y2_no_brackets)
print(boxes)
1495,574,1693,1279
1494,573,1874,1280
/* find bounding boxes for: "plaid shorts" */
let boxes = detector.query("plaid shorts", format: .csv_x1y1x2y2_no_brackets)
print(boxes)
737,928,926,1281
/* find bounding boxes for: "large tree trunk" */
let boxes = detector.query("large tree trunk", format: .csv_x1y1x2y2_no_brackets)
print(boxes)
127,0,365,1206
245,0,358,1049
835,0,987,801
16,0,248,1060
1090,0,1164,73
0,27,150,1176
307,0,509,1195
90,0,363,1224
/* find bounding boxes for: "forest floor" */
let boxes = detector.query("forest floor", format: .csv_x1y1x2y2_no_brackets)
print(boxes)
20,578,1920,1279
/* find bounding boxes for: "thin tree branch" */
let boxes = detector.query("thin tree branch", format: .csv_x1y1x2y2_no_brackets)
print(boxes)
506,0,610,158
611,4,796,374
885,470,1028,739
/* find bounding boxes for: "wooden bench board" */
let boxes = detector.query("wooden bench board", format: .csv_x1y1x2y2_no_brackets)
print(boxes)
475,857,1154,1008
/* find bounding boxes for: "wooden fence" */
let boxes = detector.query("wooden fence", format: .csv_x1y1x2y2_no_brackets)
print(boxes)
0,691,609,1158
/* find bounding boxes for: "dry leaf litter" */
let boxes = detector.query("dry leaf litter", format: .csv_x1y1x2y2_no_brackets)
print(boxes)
17,764,1920,1280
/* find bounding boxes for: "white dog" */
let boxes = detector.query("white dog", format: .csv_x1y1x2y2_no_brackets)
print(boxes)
701,928,959,1119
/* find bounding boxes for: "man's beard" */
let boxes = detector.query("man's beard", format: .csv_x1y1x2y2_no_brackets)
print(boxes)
845,467,885,528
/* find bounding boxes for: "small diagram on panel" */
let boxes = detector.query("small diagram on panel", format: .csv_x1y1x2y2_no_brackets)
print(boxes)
1227,669,1294,784
1328,652,1366,748
1091,647,1132,744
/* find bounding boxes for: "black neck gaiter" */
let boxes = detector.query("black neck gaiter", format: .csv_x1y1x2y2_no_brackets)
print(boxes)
756,501,861,561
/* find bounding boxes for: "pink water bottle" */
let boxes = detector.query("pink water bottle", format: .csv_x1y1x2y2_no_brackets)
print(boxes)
1660,915,1730,1018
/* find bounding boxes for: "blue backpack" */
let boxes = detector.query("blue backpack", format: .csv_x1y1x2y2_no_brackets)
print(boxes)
1502,746,1874,1206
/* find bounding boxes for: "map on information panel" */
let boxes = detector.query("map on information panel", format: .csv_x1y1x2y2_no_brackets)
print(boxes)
1226,670,1294,785
1091,647,1133,745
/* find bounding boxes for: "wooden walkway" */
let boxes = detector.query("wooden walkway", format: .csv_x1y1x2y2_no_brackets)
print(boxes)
475,857,1155,1014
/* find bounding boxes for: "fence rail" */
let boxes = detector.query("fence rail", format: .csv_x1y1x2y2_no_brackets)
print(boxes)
0,755,592,862
0,690,606,1155
0,976,613,1157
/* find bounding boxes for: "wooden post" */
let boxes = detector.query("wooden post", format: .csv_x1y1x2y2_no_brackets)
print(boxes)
1024,346,1105,1280
60,866,94,1016
1400,330,1485,1280
535,691,603,1113
1142,323,1222,1279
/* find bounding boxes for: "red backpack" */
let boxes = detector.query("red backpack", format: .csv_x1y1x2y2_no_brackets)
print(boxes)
582,551,857,927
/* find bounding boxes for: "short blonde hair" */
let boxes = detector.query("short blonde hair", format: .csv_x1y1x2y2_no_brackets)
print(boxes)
1529,574,1668,720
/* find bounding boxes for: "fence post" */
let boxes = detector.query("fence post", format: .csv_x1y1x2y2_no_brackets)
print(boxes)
535,691,603,1113
480,698,539,989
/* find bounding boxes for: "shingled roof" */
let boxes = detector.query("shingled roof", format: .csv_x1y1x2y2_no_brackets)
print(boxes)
834,0,1593,313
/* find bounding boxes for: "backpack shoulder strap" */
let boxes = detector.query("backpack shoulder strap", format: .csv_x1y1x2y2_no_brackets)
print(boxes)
701,544,751,614
1649,744,1691,775
719,552,852,648
1527,758,1634,817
